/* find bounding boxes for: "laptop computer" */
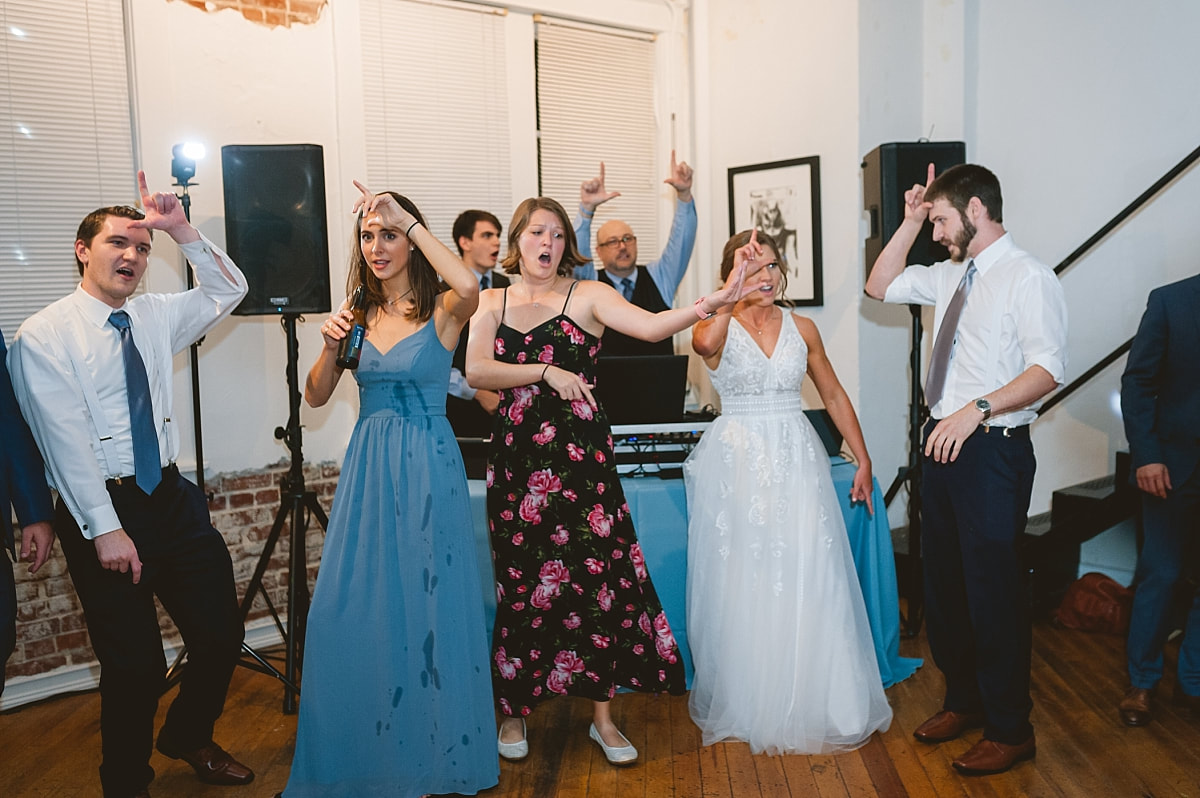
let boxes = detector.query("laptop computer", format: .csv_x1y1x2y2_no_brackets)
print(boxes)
593,355,689,426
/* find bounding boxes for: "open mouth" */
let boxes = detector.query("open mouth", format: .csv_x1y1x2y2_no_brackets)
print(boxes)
538,252,552,265
116,266,135,278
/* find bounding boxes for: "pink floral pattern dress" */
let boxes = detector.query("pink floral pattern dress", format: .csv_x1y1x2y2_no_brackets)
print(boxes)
487,282,686,717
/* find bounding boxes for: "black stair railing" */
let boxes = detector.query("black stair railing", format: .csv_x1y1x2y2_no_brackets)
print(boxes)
1036,142,1200,415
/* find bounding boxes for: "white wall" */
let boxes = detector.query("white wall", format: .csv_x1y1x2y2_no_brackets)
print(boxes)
126,0,689,477
128,0,1200,516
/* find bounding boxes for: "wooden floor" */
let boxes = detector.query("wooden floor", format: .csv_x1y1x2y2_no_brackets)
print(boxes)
3,622,1199,797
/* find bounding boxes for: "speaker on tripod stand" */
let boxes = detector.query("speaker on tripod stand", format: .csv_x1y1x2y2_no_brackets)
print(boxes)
222,143,332,712
862,140,965,637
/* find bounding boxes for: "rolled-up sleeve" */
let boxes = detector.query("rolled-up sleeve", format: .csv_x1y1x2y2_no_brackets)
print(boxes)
883,263,939,306
1015,267,1068,387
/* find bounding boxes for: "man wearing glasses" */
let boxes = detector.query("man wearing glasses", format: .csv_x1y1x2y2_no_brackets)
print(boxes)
573,151,697,356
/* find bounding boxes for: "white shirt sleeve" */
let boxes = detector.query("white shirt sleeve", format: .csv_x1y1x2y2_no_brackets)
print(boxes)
8,320,123,539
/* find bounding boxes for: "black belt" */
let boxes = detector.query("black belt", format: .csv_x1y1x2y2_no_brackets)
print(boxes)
981,424,1030,438
106,463,179,490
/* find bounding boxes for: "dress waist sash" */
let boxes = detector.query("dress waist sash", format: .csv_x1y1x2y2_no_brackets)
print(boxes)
358,383,445,418
719,394,803,416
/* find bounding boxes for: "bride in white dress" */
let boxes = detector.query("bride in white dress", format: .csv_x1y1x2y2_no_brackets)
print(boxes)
684,230,893,755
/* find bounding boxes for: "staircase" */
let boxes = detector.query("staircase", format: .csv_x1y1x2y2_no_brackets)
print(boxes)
1020,451,1139,614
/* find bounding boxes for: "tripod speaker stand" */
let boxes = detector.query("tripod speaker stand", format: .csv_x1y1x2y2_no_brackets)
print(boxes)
238,314,329,713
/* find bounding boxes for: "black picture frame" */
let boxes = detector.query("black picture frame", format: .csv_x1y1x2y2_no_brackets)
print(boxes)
727,156,823,306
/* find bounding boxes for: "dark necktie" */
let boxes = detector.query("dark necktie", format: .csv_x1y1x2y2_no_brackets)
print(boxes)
108,311,162,494
480,273,490,290
620,277,634,302
924,259,977,410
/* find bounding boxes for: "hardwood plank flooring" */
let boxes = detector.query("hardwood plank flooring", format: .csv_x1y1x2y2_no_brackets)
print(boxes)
3,621,1199,797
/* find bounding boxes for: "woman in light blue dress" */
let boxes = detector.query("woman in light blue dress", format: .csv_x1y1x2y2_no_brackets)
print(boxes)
279,183,498,797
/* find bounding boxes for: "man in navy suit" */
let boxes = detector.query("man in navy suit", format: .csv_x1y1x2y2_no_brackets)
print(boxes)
1,330,55,695
1119,273,1200,726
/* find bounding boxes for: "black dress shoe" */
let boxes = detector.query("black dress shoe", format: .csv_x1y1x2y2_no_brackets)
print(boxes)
156,738,255,785
1119,686,1153,726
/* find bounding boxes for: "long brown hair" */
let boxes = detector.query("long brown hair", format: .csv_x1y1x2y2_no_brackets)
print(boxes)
345,191,439,323
720,229,788,295
501,197,591,277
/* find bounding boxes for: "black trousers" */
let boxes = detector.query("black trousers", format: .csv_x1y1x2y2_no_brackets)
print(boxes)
55,466,243,798
921,421,1036,745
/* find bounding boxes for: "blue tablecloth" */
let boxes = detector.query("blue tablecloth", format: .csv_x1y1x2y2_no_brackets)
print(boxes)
466,458,920,690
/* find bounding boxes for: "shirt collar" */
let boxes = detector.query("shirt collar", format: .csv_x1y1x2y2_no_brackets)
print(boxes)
71,284,128,329
970,232,1014,275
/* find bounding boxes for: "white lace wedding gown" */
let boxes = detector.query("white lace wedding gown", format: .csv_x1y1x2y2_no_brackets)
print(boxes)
683,311,893,755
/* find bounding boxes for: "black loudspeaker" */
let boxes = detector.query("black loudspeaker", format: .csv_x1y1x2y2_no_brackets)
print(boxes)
862,141,966,282
222,144,331,316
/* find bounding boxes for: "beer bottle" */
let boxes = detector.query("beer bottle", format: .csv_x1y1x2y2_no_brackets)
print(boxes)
335,286,367,370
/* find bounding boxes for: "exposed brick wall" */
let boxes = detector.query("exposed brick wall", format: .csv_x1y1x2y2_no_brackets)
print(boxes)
172,0,327,29
5,461,339,683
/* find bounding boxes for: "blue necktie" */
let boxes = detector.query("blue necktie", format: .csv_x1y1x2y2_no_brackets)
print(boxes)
620,277,634,302
480,273,490,290
108,311,162,495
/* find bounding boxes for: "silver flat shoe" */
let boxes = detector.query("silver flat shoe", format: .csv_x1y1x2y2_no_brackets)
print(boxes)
497,718,528,761
588,722,638,765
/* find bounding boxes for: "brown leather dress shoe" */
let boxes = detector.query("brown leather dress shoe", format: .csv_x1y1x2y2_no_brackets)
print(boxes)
952,736,1036,775
156,740,255,785
1119,686,1153,727
912,709,986,743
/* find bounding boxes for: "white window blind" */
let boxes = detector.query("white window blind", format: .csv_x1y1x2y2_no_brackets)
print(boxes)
535,18,658,252
360,0,512,245
0,0,136,342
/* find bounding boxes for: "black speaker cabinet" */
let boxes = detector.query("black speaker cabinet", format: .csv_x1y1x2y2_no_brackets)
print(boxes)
222,144,331,316
862,141,966,283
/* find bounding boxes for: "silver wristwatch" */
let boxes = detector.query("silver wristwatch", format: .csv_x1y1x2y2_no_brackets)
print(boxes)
974,397,992,421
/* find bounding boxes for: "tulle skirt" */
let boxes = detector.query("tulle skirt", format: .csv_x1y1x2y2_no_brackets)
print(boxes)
683,394,893,754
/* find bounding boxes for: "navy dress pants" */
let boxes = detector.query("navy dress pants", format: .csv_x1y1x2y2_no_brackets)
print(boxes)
921,421,1036,745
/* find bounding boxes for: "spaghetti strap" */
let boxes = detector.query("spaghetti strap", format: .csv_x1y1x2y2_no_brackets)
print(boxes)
500,285,509,325
561,280,580,316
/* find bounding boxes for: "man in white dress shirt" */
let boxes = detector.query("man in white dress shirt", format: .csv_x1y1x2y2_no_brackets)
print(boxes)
8,172,252,798
866,163,1067,776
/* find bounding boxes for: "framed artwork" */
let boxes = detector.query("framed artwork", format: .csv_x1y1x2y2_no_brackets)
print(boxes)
727,156,823,306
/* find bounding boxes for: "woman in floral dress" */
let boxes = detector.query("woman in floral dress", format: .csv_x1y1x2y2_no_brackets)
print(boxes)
465,197,759,764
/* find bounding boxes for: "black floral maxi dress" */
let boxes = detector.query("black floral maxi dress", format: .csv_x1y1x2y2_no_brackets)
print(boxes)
487,283,686,717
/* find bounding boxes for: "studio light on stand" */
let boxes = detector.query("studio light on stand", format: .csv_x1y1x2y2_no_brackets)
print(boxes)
171,141,208,494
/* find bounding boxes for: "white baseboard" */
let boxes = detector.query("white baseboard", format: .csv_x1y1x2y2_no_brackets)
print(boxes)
1,620,284,712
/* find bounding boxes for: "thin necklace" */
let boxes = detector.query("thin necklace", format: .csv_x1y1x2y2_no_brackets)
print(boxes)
737,307,776,335
385,287,414,307
526,279,561,307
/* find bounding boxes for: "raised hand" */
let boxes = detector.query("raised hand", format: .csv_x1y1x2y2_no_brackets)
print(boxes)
663,150,694,202
579,162,621,213
903,162,936,224
129,170,196,242
735,228,766,280
352,180,418,235
319,299,355,350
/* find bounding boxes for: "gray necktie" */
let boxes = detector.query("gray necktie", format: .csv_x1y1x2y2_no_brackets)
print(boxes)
620,277,634,302
108,310,162,494
924,260,977,410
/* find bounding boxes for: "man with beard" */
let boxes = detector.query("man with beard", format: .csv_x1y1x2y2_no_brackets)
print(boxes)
446,209,507,438
865,163,1067,776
